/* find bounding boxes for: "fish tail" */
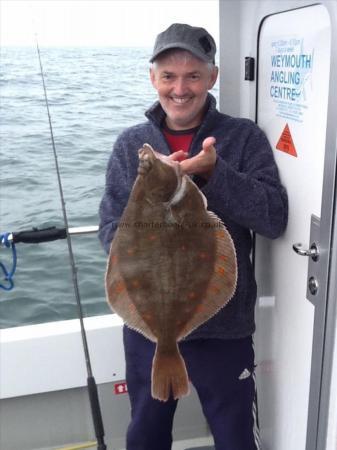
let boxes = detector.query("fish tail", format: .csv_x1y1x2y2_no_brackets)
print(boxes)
151,342,190,402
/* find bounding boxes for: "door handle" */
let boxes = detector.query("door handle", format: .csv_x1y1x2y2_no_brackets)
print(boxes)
292,242,319,261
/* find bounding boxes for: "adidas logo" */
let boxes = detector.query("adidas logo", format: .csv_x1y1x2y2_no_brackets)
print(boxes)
238,368,251,380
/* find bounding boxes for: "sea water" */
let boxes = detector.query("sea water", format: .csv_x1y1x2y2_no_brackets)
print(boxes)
0,46,218,329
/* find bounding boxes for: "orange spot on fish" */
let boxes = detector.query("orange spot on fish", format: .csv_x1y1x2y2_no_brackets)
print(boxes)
218,254,226,261
188,292,197,300
127,247,136,255
110,255,118,265
115,281,125,294
199,252,208,259
148,234,157,241
216,266,226,276
208,284,221,294
195,304,206,313
132,279,140,288
143,313,153,321
216,231,226,239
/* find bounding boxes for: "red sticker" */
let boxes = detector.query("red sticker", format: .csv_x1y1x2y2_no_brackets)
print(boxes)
114,382,128,395
276,123,297,157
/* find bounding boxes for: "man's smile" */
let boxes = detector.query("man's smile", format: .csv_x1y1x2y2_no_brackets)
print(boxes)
170,96,193,105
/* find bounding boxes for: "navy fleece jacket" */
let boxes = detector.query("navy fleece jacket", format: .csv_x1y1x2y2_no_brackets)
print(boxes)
98,94,288,339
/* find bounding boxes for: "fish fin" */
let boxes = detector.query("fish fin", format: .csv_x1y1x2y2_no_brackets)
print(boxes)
105,247,156,342
151,343,190,401
178,212,238,339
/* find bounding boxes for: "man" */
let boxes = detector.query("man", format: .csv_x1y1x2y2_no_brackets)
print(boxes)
99,23,288,450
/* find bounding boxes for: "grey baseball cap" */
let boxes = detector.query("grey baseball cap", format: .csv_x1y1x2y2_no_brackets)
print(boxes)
150,23,216,64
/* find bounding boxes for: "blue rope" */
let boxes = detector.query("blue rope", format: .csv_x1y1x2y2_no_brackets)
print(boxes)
0,233,17,291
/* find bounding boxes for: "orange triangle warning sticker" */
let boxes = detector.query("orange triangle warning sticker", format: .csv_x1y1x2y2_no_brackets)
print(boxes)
276,123,297,157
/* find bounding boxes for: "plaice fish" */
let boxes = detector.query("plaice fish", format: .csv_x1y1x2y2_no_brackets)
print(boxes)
105,143,237,401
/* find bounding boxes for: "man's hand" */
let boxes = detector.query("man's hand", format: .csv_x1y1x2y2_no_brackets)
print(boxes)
169,137,216,180
169,150,188,163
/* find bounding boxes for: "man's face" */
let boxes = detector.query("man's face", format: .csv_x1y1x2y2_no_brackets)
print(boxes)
150,51,218,131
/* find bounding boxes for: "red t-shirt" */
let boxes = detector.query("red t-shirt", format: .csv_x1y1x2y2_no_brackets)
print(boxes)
162,124,199,154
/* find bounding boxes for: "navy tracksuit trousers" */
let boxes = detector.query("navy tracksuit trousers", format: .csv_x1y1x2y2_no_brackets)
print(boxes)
123,326,261,450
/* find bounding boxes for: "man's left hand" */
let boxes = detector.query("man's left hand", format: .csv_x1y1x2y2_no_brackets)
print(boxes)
179,137,217,180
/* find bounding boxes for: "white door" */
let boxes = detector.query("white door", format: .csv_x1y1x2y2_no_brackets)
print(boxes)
254,5,332,450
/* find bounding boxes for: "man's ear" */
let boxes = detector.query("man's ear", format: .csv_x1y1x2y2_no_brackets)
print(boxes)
208,66,219,90
149,67,157,89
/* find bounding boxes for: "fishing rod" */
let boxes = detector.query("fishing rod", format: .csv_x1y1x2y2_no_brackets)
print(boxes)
35,41,107,450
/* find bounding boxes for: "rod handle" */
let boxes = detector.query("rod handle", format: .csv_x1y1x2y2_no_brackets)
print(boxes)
13,227,67,244
87,376,107,450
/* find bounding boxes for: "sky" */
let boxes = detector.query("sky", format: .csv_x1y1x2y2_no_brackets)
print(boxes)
0,0,219,47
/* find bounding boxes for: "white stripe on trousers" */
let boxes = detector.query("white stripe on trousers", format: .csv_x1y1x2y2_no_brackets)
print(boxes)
252,338,262,450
